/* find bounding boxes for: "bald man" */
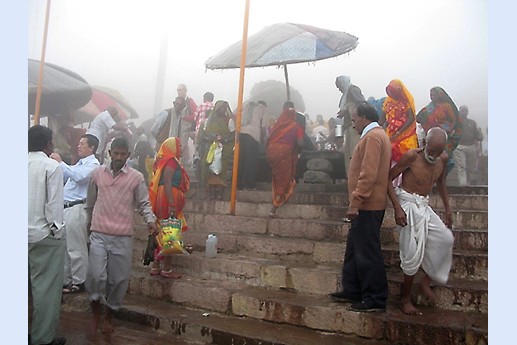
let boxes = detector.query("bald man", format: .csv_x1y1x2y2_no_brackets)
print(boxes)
387,127,454,315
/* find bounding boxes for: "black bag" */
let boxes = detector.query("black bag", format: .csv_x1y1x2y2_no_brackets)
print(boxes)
142,234,157,266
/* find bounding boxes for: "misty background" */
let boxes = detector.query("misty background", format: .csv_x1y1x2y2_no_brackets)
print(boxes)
28,0,488,131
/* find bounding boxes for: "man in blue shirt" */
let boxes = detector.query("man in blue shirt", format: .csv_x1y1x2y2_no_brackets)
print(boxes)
51,134,100,294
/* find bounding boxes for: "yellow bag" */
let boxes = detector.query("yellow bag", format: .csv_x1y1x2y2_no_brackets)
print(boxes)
206,141,217,164
155,218,189,255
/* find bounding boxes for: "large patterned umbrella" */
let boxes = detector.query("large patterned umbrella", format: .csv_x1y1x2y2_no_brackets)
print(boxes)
205,22,359,99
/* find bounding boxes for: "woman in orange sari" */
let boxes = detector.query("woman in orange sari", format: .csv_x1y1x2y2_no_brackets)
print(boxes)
416,86,463,173
148,137,190,278
382,79,418,185
266,101,304,217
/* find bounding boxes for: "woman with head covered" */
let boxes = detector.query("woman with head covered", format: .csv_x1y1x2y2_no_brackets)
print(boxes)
199,100,235,200
416,86,463,173
266,101,304,217
148,137,190,279
382,79,419,185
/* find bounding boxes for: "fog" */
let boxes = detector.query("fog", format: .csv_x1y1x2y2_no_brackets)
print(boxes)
28,0,488,130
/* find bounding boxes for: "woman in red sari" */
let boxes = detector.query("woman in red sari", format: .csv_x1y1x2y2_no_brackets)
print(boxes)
416,86,463,173
266,101,304,217
382,79,418,186
148,137,190,278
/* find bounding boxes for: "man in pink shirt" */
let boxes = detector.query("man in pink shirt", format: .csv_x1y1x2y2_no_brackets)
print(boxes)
85,137,158,334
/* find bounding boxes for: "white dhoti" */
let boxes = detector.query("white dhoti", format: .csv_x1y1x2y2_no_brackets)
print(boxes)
396,188,454,285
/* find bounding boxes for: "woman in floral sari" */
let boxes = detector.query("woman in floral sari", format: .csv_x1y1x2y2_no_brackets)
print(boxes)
148,137,190,278
382,79,418,185
416,86,463,173
266,101,304,217
199,100,235,200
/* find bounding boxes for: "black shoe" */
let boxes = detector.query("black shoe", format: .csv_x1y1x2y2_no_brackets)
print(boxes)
43,336,67,345
62,282,85,294
348,300,385,313
329,291,361,303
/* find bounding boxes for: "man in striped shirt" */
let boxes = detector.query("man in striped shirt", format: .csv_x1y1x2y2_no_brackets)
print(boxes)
85,137,158,334
28,125,67,345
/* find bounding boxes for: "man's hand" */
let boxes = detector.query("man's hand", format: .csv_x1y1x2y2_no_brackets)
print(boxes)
148,222,159,237
50,152,62,162
443,210,453,229
394,206,408,227
346,206,359,221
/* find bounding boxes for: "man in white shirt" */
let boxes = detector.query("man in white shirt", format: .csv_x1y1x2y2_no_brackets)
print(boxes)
28,125,66,345
51,134,100,294
151,96,193,166
86,106,128,164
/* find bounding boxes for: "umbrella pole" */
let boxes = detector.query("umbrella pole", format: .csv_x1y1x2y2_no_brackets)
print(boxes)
230,0,251,215
33,0,52,126
284,64,291,101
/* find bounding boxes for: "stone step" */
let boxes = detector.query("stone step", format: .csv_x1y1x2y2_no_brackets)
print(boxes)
54,309,207,345
201,189,489,211
97,278,487,345
188,181,488,196
132,250,487,314
182,200,488,229
382,245,488,281
230,287,487,344
380,227,488,251
152,213,487,251
386,273,488,313
63,271,487,344
128,267,244,313
62,293,395,345
133,228,487,282
136,215,488,260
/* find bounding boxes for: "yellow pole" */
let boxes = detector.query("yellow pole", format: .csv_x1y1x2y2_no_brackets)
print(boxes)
230,0,251,215
33,0,52,126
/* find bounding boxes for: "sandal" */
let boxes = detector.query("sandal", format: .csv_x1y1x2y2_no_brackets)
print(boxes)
160,270,182,279
150,267,162,276
63,283,85,294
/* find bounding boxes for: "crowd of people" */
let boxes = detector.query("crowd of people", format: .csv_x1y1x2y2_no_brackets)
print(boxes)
28,76,486,343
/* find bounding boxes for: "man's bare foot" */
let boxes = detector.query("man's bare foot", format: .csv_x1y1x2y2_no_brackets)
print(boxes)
102,320,114,334
419,279,437,305
400,298,423,315
90,300,102,334
102,308,114,334
269,206,277,218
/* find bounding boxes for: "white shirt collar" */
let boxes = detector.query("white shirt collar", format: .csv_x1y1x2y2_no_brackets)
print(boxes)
360,122,380,138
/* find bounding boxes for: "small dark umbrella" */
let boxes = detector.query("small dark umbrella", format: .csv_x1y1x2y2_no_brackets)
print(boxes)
28,59,92,116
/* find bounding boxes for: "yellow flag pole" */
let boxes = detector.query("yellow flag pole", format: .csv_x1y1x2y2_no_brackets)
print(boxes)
33,0,52,126
230,0,251,215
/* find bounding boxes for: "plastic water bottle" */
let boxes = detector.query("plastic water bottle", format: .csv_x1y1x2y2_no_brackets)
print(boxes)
205,234,218,258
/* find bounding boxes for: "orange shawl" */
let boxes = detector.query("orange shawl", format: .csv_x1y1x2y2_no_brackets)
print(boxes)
382,79,418,162
148,137,190,231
